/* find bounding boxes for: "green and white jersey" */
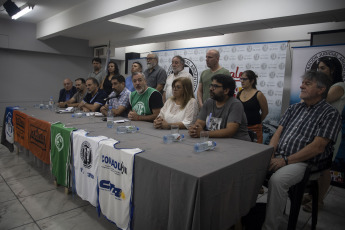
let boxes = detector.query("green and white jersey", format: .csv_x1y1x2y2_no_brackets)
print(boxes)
50,122,76,187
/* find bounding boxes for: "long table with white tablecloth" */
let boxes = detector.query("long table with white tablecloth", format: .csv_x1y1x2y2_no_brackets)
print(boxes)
4,107,273,230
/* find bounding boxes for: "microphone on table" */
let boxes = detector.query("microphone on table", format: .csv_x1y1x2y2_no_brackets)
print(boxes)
104,95,117,102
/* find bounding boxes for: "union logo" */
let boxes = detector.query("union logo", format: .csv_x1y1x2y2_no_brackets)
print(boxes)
133,102,146,115
80,141,92,169
55,133,64,152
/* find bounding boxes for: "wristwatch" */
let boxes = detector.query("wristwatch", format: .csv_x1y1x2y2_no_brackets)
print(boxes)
283,156,288,165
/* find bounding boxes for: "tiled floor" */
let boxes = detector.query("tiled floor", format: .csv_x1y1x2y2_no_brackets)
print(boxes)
0,143,344,230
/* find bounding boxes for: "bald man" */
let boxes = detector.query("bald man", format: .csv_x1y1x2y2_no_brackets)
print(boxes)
197,49,230,107
58,78,77,108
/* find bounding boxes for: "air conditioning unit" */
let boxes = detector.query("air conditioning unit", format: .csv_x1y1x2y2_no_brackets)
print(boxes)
93,46,125,60
93,46,108,58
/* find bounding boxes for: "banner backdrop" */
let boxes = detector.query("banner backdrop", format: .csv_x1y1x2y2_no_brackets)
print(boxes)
150,41,288,144
291,44,345,187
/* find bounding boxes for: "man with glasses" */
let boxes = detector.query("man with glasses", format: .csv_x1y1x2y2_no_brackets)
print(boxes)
144,53,167,94
197,49,230,107
163,55,193,102
189,74,251,141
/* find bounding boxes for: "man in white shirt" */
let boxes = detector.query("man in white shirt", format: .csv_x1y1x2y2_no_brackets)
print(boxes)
163,55,193,102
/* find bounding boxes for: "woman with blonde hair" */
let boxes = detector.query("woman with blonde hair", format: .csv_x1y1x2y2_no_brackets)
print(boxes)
154,77,198,129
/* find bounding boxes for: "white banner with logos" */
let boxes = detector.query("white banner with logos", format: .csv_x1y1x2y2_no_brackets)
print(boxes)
149,41,288,144
291,44,345,187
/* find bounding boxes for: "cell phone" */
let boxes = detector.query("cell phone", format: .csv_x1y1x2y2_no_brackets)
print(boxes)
102,117,107,121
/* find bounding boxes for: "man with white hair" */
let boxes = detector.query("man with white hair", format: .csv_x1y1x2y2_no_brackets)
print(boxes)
144,53,167,94
128,72,163,122
163,55,193,102
58,78,77,107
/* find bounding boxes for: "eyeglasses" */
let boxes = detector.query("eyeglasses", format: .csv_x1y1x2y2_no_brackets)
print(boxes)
209,84,223,89
240,78,249,81
147,58,156,61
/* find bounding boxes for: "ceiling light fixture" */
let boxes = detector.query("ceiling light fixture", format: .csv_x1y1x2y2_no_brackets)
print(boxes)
3,0,21,17
12,4,34,20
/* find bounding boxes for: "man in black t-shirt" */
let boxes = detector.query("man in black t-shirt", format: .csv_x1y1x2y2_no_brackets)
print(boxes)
78,77,107,112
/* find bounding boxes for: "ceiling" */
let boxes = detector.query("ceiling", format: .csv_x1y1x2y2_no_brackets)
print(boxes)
1,0,345,48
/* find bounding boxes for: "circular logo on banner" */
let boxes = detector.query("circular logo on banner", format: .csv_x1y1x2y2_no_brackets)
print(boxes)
238,54,243,61
259,81,266,87
305,50,345,79
246,63,252,69
268,89,274,96
224,55,229,61
269,72,276,78
55,133,64,152
167,58,199,92
80,141,92,169
270,53,277,60
254,53,260,60
247,46,252,52
232,47,237,53
261,63,267,70
262,44,269,52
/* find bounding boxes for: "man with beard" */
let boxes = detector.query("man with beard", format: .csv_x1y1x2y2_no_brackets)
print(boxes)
88,58,106,84
144,53,167,94
58,78,87,108
78,77,107,112
189,74,250,141
162,55,194,102
100,75,131,117
58,78,77,106
197,49,230,107
128,72,163,121
125,62,143,92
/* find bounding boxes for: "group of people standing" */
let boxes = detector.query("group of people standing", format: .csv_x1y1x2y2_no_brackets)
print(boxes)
57,51,344,229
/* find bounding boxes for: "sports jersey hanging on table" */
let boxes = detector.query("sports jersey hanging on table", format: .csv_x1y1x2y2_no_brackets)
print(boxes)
27,116,51,164
50,122,76,187
13,110,30,149
97,139,142,230
1,106,19,152
72,129,108,207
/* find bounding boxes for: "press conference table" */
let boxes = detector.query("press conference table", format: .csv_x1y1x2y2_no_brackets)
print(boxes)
16,108,273,230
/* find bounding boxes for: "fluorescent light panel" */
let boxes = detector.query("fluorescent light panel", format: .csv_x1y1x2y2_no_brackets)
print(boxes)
12,5,34,20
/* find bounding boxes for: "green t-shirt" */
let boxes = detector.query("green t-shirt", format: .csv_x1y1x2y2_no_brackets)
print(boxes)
200,68,230,103
130,87,157,115
50,122,76,187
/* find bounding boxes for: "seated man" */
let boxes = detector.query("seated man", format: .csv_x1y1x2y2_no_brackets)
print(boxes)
78,77,107,112
58,78,77,107
189,74,250,141
128,72,163,121
59,78,87,108
262,71,341,229
100,75,131,117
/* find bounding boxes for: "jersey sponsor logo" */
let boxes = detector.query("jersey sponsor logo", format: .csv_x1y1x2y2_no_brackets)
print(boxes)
102,155,127,175
29,124,47,149
133,101,145,115
99,180,125,200
80,141,92,169
55,133,64,152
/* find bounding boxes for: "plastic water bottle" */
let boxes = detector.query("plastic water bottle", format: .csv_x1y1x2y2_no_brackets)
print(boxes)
48,96,54,111
116,125,139,134
163,133,184,144
194,141,217,152
107,106,114,128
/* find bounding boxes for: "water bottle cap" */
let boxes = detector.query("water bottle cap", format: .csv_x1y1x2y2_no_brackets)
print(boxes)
109,106,112,109
194,143,199,151
181,134,184,138
136,127,139,131
214,141,217,146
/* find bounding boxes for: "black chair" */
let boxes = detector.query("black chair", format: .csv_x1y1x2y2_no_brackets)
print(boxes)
248,130,257,142
264,164,320,230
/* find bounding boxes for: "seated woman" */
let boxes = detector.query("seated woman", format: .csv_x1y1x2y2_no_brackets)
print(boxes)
154,77,198,129
237,70,268,143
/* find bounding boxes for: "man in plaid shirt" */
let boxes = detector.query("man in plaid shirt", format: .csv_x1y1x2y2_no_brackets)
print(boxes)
263,71,341,229
100,75,131,117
